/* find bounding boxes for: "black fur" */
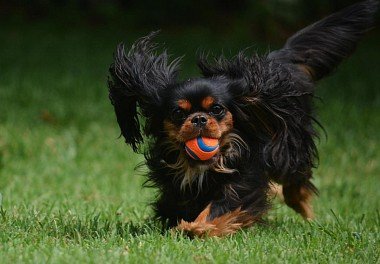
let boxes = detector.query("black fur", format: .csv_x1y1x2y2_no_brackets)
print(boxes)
108,31,181,151
108,1,378,230
268,0,378,80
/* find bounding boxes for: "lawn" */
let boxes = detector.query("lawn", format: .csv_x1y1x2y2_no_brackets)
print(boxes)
0,23,379,263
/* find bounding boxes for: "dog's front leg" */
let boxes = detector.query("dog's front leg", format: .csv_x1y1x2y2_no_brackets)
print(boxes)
176,179,270,238
176,203,256,237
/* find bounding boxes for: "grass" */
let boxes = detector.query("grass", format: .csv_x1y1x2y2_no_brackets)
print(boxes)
0,22,379,263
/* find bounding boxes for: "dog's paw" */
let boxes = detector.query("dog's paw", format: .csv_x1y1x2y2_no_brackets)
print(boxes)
177,220,217,238
176,207,255,238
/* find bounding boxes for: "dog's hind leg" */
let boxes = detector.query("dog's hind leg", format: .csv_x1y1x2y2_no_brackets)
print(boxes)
282,177,317,220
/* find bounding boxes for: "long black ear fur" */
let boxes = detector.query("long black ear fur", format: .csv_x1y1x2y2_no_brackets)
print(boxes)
108,31,181,152
269,0,379,81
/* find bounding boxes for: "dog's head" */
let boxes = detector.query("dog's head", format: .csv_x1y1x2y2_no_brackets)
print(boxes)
163,78,234,155
109,1,378,178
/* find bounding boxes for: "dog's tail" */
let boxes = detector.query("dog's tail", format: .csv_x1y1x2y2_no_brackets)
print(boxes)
269,0,379,81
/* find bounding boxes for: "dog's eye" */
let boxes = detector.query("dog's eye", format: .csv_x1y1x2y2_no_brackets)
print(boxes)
172,109,186,121
210,104,224,116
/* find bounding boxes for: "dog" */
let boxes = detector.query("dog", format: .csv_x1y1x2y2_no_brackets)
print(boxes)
108,0,378,237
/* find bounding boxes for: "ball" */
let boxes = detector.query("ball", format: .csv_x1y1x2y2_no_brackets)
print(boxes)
185,136,219,161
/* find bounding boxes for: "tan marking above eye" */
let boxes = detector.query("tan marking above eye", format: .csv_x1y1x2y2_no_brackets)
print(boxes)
201,96,215,109
178,99,192,111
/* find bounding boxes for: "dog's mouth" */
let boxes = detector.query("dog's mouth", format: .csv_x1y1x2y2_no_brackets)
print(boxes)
163,132,243,189
186,153,220,167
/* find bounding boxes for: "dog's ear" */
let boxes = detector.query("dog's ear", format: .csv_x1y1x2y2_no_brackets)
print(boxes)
108,31,181,152
268,0,378,81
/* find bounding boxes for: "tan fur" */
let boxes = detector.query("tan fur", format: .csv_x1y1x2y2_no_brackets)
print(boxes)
163,120,181,143
283,184,314,220
201,96,215,109
177,204,256,237
219,111,233,135
298,64,316,79
178,99,192,111
268,182,284,201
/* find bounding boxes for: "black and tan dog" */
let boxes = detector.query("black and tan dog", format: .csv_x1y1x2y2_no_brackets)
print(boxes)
108,1,378,237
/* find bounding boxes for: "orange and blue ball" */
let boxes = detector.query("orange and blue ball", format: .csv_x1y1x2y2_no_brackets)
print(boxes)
185,136,219,161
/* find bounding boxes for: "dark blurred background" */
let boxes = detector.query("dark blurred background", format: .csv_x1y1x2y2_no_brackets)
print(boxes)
1,0,379,42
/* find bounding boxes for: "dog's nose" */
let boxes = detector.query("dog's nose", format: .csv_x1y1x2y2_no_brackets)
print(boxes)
191,115,208,127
